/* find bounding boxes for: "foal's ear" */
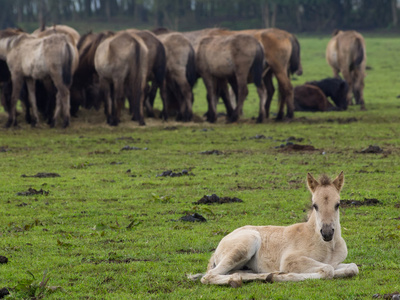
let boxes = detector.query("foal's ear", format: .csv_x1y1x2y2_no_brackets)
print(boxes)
307,173,319,193
332,171,344,192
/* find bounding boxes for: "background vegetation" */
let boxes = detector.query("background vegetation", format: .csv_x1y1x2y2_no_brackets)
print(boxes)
0,32,399,298
2,0,400,33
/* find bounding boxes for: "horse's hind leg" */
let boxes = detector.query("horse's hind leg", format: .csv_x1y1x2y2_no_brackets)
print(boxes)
264,71,274,119
230,76,248,123
5,76,24,127
256,81,267,123
25,78,40,127
51,83,70,128
275,71,294,120
352,69,365,109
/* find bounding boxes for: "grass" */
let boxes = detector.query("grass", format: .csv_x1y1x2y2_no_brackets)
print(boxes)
0,35,400,299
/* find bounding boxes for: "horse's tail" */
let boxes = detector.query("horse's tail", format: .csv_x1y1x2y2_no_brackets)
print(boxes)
154,42,167,86
351,37,364,70
185,46,197,88
250,42,264,88
187,273,205,281
289,34,302,76
62,43,73,87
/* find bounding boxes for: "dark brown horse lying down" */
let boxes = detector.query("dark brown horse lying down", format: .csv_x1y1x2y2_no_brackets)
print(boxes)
294,84,334,112
307,78,349,110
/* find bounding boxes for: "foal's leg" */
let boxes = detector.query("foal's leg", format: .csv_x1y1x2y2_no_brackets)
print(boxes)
275,255,336,282
333,263,359,278
200,230,262,286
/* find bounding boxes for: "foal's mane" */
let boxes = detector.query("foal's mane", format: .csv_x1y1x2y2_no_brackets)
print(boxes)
0,28,24,39
319,174,332,186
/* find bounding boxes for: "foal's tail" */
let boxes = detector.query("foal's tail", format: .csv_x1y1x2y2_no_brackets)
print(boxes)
62,43,74,87
250,42,264,88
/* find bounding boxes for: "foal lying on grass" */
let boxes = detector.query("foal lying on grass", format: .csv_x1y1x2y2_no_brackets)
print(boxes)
189,172,359,286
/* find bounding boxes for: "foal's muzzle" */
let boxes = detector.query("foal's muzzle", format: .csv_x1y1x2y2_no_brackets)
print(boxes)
320,225,334,242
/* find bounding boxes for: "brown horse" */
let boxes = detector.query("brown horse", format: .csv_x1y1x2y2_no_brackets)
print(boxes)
326,30,366,109
0,28,78,128
71,31,115,112
294,84,333,112
94,31,148,126
125,29,167,118
195,33,265,123
189,172,359,286
183,27,302,121
152,31,197,121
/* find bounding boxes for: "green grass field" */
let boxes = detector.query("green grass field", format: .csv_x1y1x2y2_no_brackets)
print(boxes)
0,34,399,299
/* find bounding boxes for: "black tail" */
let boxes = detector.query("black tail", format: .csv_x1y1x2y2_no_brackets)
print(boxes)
353,38,364,68
154,42,166,86
62,44,73,86
289,35,302,75
185,46,197,88
250,43,264,88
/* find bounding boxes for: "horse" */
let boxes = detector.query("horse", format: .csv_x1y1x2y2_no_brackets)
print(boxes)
0,28,78,128
294,84,333,112
189,172,359,286
30,25,80,121
151,31,197,121
125,29,167,119
307,78,349,110
326,30,366,109
71,31,115,112
183,27,302,122
32,24,80,46
195,33,265,123
94,31,148,126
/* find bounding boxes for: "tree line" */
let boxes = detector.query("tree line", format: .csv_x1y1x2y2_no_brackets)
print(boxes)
1,0,399,32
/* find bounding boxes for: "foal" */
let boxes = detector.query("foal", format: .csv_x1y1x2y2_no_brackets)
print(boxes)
189,172,359,286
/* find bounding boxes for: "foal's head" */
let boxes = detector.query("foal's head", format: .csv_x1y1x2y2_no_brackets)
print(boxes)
307,172,344,242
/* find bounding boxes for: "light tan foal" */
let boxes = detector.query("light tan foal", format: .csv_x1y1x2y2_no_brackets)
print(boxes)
189,172,359,286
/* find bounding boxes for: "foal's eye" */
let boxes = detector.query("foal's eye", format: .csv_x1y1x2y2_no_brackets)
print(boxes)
335,203,340,210
313,204,318,211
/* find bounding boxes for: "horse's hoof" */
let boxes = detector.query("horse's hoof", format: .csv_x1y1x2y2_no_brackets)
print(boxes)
139,120,146,126
62,120,70,128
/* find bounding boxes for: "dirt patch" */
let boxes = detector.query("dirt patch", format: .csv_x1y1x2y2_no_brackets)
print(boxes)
373,292,399,299
0,256,8,264
200,150,223,155
17,188,49,196
0,146,9,152
0,288,10,299
277,143,317,151
121,146,148,151
358,145,384,154
21,172,60,178
156,169,194,177
193,194,243,205
341,198,381,207
249,134,272,140
178,213,207,222
327,117,358,124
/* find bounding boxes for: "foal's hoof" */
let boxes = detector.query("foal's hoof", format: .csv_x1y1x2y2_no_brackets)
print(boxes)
228,274,242,288
265,273,274,283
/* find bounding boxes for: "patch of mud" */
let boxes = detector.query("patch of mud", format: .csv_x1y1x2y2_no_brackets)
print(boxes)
358,145,383,154
327,117,358,124
178,213,207,222
0,146,9,152
156,169,194,177
277,143,317,151
0,287,10,299
193,194,243,205
373,292,399,299
341,198,381,207
249,134,272,140
21,172,60,178
17,188,49,196
121,146,148,151
0,256,8,264
200,150,223,155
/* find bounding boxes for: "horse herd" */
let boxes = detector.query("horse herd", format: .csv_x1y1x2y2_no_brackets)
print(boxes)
0,25,366,128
